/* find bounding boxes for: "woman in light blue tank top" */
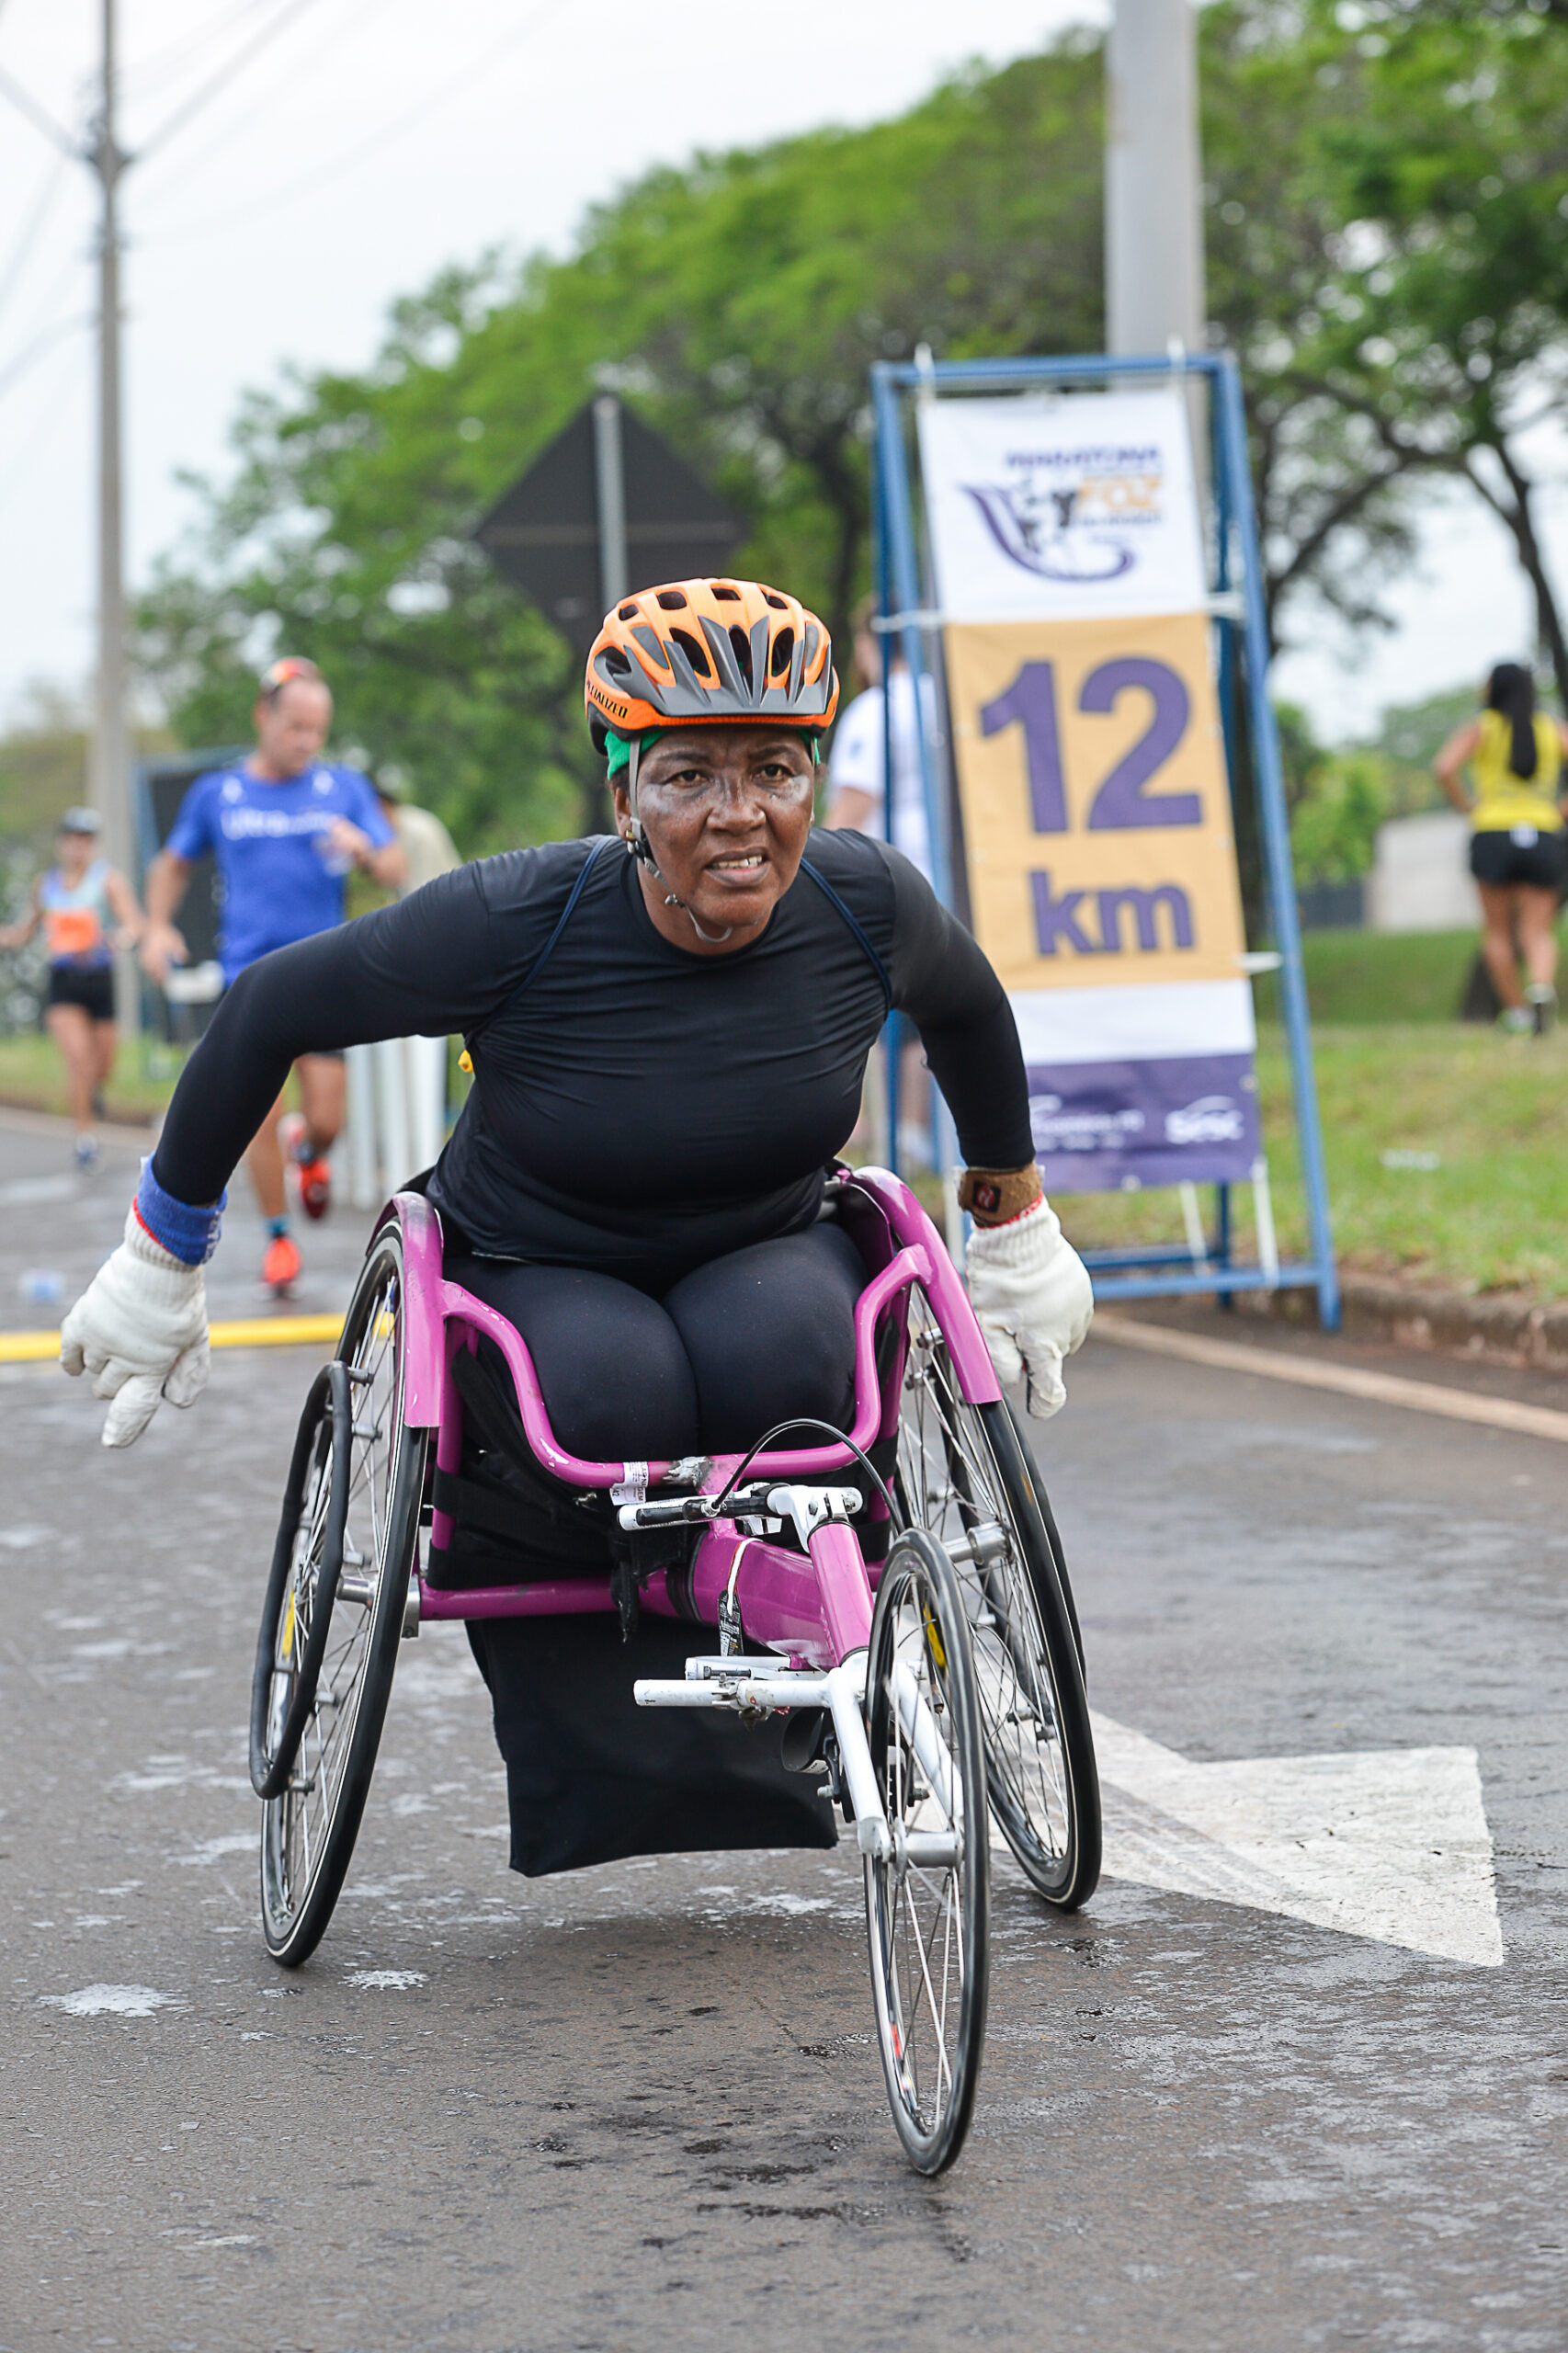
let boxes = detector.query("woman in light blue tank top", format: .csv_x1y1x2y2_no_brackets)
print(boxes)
0,808,145,1167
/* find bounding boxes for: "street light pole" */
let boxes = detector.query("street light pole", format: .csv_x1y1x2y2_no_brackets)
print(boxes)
1105,0,1206,359
86,0,138,1038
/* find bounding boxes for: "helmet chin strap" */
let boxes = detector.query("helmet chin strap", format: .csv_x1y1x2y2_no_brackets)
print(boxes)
623,736,734,945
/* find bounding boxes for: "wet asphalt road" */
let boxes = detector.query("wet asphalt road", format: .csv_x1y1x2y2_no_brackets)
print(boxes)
1,1108,1565,2351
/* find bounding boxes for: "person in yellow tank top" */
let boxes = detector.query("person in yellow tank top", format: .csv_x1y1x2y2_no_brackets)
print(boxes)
1436,664,1568,1035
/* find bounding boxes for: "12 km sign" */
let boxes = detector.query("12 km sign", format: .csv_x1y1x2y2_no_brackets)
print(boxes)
947,610,1246,995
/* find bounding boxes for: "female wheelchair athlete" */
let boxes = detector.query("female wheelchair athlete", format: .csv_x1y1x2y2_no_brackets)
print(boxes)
248,1162,1100,2176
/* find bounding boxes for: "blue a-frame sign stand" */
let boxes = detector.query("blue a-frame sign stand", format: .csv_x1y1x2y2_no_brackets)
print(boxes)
869,348,1340,1331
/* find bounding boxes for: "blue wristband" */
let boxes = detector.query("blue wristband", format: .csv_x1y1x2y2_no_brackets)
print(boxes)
134,1159,225,1267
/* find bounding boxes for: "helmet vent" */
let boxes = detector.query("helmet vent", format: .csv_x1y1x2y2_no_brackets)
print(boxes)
729,625,755,688
769,628,795,677
655,588,687,610
710,583,742,602
618,602,639,621
669,627,712,679
601,649,634,683
762,590,788,610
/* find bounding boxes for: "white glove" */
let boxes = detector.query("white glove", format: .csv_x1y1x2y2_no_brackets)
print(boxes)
61,1207,210,1449
965,1197,1094,1420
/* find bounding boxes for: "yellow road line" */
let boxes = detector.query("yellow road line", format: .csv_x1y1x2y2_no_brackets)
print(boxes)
0,1313,341,1365
1093,1313,1568,1446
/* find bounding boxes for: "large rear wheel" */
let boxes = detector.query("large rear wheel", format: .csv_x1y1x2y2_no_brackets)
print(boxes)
895,1285,1100,1911
256,1222,426,1966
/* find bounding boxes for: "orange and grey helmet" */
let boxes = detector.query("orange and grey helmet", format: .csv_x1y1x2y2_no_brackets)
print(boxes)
585,577,838,752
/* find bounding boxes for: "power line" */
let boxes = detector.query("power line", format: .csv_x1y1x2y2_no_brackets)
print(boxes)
0,331,86,517
0,148,71,327
121,0,278,109
138,0,324,160
0,312,91,404
139,0,565,244
0,61,78,156
131,0,384,210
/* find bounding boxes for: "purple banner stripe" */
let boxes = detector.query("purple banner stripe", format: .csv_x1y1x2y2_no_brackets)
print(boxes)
1027,1052,1260,1193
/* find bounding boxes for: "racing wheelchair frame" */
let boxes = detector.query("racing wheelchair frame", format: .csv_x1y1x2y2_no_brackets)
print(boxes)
248,1165,1100,2174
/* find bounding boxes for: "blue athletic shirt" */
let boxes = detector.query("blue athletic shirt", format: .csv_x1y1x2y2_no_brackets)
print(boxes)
164,759,394,982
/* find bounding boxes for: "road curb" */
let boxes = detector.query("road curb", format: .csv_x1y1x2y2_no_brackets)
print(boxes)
1240,1273,1568,1370
0,1314,342,1364
1094,1313,1568,1444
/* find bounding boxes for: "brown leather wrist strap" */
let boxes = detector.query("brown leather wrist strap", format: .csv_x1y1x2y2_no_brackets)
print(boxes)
958,1164,1043,1227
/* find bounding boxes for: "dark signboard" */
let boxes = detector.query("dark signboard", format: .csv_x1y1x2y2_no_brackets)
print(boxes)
475,397,743,653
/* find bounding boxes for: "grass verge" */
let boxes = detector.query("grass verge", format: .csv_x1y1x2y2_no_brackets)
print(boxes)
1056,1021,1568,1302
0,1031,183,1123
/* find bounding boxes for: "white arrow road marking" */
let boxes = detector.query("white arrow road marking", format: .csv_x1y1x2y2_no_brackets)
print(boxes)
1084,1712,1503,1968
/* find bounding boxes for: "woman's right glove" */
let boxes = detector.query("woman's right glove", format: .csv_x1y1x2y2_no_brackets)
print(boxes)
60,1166,222,1449
961,1175,1094,1421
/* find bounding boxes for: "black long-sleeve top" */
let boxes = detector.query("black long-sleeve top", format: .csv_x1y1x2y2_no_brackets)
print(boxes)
153,827,1033,1295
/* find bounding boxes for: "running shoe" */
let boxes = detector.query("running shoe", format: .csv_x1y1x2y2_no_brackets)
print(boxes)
73,1133,100,1172
279,1110,333,1221
1526,982,1557,1038
262,1231,301,1296
1499,1006,1533,1035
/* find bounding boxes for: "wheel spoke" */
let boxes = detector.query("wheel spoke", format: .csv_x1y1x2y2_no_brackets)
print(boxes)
868,1547,983,2155
261,1243,419,1961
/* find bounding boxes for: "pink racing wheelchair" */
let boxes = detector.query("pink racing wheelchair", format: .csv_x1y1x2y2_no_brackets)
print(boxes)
248,1165,1100,2174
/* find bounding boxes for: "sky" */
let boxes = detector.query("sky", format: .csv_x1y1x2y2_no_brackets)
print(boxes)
0,0,1563,747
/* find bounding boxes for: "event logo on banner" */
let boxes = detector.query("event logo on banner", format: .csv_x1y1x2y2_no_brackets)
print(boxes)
919,390,1259,1192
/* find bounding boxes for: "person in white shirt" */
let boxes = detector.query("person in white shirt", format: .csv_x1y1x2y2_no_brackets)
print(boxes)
826,600,936,884
827,600,939,1165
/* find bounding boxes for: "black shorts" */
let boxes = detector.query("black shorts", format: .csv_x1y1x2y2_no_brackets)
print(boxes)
1470,829,1567,890
46,966,115,1021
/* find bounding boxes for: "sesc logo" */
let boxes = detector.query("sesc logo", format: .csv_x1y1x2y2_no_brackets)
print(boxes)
1165,1095,1245,1147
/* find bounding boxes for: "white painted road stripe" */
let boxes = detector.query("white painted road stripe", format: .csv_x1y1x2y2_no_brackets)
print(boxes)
1088,1711,1503,1968
1093,1313,1568,1446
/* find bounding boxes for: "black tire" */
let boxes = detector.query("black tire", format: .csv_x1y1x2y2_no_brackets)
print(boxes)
258,1222,427,1967
894,1284,1101,1912
250,1361,354,1802
863,1528,990,2176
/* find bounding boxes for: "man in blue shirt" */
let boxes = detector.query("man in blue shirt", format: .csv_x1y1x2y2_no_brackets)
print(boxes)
141,657,405,1292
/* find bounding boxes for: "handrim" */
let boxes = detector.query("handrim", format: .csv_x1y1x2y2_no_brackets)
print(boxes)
259,1224,419,1961
894,1283,1098,1907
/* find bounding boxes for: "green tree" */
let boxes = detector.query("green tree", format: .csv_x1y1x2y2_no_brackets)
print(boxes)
137,42,1105,850
1291,751,1389,881
1291,2,1568,699
1201,2,1431,652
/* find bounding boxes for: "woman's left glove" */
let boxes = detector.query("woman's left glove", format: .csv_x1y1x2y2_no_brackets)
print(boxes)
964,1194,1094,1421
61,1165,222,1448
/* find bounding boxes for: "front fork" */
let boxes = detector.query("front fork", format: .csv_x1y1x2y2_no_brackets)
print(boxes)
631,1508,954,1868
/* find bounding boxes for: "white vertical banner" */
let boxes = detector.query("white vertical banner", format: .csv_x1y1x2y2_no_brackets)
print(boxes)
919,390,1258,1194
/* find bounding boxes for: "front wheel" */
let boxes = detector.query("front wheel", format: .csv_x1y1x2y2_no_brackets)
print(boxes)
863,1528,990,2176
257,1222,426,1967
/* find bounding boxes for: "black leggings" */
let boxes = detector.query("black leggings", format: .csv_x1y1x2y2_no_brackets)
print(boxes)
447,1222,867,1876
449,1220,868,1460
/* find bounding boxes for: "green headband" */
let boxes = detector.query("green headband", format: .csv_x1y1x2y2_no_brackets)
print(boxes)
603,728,664,779
604,726,821,779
